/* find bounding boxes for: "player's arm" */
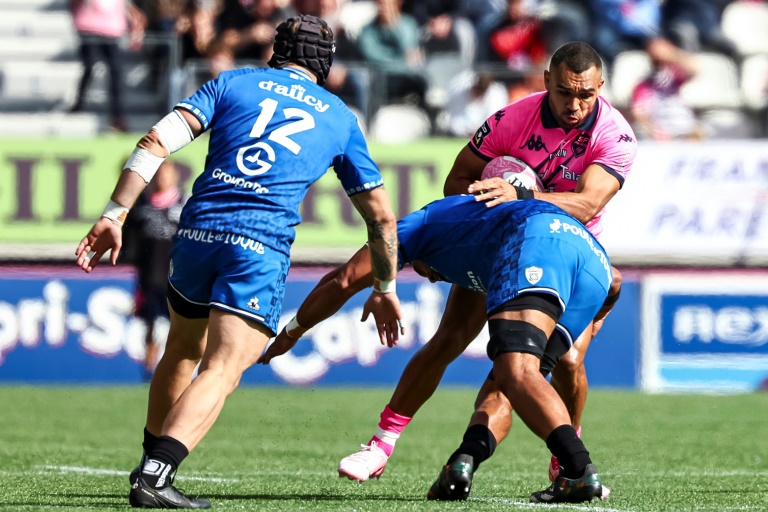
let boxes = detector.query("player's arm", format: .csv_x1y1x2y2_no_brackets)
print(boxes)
444,145,489,197
470,163,620,223
349,186,404,347
529,164,621,224
75,109,203,272
258,246,376,364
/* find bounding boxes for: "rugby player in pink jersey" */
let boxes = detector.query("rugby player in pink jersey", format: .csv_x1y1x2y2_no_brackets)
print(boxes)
268,41,637,503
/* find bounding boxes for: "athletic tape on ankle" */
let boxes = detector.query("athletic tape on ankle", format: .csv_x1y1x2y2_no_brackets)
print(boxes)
124,147,166,184
374,427,400,445
102,199,129,227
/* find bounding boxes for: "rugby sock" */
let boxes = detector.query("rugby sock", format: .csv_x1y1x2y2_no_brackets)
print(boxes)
142,427,160,454
546,424,591,479
368,404,412,457
447,424,498,470
141,435,189,489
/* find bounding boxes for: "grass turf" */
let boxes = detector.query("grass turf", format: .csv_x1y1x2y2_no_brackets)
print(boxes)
0,386,766,511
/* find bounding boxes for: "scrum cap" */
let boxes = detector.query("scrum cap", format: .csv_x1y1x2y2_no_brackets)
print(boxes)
268,15,335,86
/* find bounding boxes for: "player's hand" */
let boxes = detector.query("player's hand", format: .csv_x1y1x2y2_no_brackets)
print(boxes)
75,218,123,273
257,328,300,364
468,177,517,208
361,291,405,348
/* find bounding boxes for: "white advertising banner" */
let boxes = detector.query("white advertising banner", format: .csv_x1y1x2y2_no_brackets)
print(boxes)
600,142,768,266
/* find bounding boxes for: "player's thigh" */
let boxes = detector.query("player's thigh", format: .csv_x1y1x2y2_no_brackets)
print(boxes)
433,284,487,349
164,300,208,361
201,308,272,377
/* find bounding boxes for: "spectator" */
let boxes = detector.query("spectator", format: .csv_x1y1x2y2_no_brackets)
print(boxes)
69,0,147,132
357,0,428,108
122,160,188,379
505,62,545,102
629,38,703,140
293,0,372,118
663,0,738,59
209,0,296,74
588,0,663,63
459,0,506,61
485,0,548,70
437,71,507,137
402,0,470,56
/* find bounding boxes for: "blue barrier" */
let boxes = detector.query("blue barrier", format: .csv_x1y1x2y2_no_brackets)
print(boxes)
0,266,640,387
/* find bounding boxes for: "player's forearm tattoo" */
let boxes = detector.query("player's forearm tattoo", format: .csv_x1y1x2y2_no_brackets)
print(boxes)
365,217,397,279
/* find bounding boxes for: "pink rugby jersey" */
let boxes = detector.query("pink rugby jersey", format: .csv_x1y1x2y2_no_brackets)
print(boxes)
469,91,637,239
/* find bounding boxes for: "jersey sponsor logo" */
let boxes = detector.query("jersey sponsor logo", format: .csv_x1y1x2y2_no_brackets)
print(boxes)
525,266,543,285
550,218,611,281
559,165,580,181
548,149,567,159
176,228,266,254
236,97,316,177
519,134,549,152
247,297,260,311
618,134,635,143
212,168,269,193
258,80,330,113
493,109,505,125
473,121,491,147
466,270,487,293
571,132,590,157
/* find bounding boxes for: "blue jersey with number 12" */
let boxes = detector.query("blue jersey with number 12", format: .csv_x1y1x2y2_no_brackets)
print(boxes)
175,67,383,255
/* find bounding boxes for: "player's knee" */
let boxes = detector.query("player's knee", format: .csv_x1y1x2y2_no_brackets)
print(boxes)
610,266,623,294
486,319,548,362
555,348,583,374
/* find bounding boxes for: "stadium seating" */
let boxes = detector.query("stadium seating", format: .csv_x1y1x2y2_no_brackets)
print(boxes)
741,54,768,110
680,53,742,109
605,50,652,109
722,0,768,57
368,104,431,143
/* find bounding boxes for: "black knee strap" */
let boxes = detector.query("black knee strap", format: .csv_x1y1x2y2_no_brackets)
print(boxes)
487,319,548,361
602,287,621,308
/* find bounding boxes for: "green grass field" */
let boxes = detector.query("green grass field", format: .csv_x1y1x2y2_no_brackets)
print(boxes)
0,386,766,511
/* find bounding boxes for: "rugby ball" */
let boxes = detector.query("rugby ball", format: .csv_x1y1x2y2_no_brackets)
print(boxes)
481,156,544,191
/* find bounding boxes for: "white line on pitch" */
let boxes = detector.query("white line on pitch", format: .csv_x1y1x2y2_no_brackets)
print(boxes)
471,497,633,512
34,465,239,483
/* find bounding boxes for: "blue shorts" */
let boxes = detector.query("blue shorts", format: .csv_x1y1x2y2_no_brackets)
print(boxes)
167,228,289,335
487,213,612,346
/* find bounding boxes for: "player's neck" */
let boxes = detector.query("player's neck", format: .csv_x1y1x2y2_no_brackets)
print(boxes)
284,64,318,84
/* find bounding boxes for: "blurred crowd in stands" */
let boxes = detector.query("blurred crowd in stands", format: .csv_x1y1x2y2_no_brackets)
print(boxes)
66,0,768,139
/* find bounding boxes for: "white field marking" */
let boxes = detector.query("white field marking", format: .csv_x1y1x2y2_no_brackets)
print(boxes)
34,465,238,483
471,497,632,512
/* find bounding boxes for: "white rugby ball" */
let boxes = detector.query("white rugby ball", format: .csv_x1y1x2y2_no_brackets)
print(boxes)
481,156,544,191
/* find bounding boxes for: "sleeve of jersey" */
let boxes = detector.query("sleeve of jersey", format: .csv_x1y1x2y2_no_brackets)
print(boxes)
467,117,503,162
591,127,639,189
175,76,220,131
333,123,384,196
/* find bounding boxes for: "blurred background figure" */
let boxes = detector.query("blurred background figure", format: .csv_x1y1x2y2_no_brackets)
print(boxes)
122,160,188,379
436,71,507,137
207,0,295,75
588,0,664,64
357,0,428,109
663,0,738,59
629,38,704,140
69,0,147,132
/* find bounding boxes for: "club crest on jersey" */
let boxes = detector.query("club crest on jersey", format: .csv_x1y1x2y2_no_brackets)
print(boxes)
525,266,543,285
473,121,491,147
571,132,590,157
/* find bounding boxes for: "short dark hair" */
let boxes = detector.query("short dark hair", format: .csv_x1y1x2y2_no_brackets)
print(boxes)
550,42,602,74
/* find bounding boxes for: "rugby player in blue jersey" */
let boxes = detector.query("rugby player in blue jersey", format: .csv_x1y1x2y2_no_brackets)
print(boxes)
75,15,402,509
259,194,613,503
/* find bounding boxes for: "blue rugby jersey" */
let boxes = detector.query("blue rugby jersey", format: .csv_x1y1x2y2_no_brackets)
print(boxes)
397,195,612,292
175,67,383,255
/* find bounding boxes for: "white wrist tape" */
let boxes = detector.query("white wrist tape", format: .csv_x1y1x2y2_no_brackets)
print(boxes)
152,110,194,154
124,147,165,183
373,278,396,294
285,316,308,338
102,199,129,227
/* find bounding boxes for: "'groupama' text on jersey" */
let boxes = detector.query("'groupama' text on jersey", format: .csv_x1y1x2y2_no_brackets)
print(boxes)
175,67,383,256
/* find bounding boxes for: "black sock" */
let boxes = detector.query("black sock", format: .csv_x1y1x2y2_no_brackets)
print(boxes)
142,427,160,454
141,435,189,489
447,424,498,470
546,424,591,479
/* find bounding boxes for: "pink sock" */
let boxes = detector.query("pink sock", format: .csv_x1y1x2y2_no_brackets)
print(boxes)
368,404,412,457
